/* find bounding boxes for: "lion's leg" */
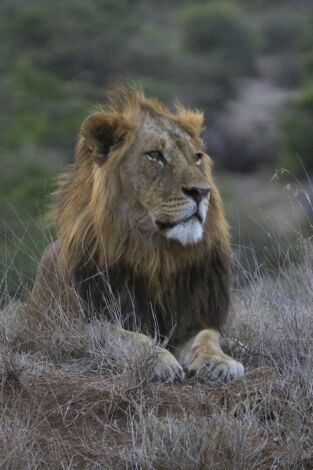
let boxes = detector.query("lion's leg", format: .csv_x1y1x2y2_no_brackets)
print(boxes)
103,323,185,383
176,329,244,383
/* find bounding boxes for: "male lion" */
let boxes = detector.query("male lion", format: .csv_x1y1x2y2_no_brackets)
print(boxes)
29,89,244,383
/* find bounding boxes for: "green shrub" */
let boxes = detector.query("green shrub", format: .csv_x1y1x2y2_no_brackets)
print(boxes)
5,164,55,216
0,162,56,292
301,51,313,85
261,8,303,53
299,12,313,53
0,59,90,151
7,5,51,50
179,1,261,75
1,161,53,218
280,88,313,174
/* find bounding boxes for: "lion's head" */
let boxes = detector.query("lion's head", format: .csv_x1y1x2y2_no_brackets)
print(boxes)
53,89,229,281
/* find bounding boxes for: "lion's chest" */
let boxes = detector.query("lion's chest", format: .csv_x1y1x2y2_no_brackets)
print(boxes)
75,259,226,347
76,264,171,337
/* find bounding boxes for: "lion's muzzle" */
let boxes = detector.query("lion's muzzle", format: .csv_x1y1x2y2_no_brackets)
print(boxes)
182,185,210,205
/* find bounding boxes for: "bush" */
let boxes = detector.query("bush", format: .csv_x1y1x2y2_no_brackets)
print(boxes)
0,0,138,82
179,2,261,76
4,164,55,216
301,51,313,85
280,88,313,174
261,8,303,53
0,162,56,293
299,12,313,53
0,59,90,151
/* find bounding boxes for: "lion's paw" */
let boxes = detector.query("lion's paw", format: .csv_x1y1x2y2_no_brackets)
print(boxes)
153,349,185,383
185,354,244,384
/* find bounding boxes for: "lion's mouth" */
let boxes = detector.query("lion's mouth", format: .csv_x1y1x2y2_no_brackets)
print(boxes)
156,212,203,232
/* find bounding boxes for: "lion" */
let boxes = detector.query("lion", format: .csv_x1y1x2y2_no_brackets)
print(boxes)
28,88,244,383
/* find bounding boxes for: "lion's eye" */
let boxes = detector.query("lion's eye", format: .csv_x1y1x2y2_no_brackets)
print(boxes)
145,150,166,166
194,152,203,166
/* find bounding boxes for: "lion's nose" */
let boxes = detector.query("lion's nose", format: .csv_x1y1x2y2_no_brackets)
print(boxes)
182,186,210,205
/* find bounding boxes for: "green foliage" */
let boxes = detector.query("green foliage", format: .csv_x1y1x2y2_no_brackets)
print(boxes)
261,8,303,53
1,59,90,151
280,88,313,173
1,1,138,79
4,164,55,216
301,51,313,85
0,162,56,292
299,12,313,53
179,1,262,75
11,60,65,100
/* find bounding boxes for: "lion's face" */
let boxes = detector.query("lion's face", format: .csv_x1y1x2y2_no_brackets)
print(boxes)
81,98,214,247
119,116,212,246
55,90,230,278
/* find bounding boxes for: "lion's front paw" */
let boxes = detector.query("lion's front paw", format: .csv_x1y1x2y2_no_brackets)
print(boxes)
185,353,244,383
153,349,185,383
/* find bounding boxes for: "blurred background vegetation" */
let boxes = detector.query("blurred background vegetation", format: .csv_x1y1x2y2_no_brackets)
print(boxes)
1,0,312,294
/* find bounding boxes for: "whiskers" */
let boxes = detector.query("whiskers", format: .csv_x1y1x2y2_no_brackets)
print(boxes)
131,203,163,230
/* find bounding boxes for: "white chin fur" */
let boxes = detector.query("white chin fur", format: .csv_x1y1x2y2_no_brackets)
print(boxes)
166,219,203,246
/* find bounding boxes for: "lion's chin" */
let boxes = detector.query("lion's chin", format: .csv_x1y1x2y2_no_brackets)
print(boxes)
165,218,204,246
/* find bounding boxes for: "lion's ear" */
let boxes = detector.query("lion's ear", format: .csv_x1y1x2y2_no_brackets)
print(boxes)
176,108,204,140
81,112,133,165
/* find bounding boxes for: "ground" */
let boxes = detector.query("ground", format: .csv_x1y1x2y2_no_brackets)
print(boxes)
1,237,313,469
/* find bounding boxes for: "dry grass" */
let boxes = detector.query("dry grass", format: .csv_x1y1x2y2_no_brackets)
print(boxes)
0,235,313,469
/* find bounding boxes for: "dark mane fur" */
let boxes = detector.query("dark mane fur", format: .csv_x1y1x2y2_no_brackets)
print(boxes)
74,243,231,347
